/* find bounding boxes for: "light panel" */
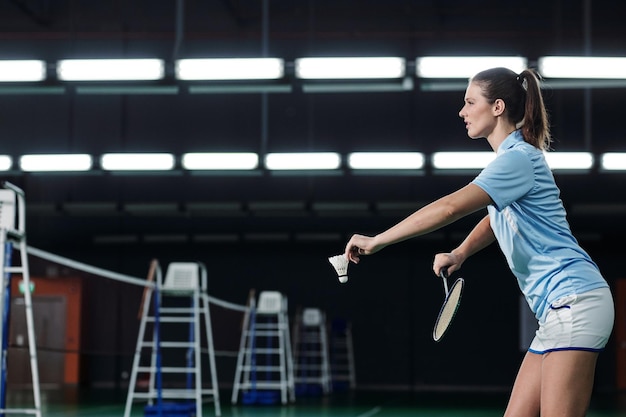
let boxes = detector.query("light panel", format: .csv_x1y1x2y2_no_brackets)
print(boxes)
0,60,46,82
600,153,626,171
182,152,259,170
19,154,92,172
538,56,626,79
544,152,593,170
302,78,413,93
348,152,424,170
265,152,341,170
431,152,496,170
0,155,12,171
416,56,527,78
100,153,175,171
57,59,165,81
295,57,405,79
176,58,284,80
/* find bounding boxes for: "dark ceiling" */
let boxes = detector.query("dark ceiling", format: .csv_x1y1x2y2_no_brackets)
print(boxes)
0,0,625,248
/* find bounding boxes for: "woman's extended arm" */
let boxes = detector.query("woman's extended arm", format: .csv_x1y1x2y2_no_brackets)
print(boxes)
345,183,492,263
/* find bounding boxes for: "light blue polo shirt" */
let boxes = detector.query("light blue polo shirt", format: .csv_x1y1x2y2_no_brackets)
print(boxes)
472,130,607,321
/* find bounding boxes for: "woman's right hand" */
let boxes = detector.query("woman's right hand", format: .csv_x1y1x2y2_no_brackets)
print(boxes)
433,251,463,277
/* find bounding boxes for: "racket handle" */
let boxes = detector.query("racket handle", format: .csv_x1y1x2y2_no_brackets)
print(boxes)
440,268,449,296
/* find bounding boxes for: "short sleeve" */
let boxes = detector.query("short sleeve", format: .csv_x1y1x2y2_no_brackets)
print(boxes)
471,150,534,211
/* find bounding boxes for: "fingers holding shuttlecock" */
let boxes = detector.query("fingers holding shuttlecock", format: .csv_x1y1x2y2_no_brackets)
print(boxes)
328,254,349,283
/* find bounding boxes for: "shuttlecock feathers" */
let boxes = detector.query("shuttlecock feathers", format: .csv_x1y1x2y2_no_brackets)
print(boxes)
328,254,349,283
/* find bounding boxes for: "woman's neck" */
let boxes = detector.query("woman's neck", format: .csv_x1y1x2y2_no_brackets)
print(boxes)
487,121,517,152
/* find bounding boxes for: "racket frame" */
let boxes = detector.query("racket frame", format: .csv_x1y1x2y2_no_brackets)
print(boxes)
432,270,464,342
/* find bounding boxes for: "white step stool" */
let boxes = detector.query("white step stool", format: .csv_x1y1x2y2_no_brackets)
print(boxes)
231,290,295,405
292,308,331,395
124,261,221,417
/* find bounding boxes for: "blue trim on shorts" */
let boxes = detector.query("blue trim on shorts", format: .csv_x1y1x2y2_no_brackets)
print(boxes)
549,305,571,310
528,347,604,355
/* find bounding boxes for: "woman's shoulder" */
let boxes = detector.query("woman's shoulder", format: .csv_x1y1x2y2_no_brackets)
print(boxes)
505,137,544,164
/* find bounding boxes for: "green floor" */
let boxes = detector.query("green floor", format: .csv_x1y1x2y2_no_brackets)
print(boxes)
6,388,626,417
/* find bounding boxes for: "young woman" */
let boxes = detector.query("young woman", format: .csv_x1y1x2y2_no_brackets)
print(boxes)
343,67,614,417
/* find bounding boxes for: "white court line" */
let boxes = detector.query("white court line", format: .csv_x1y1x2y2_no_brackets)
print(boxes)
43,404,122,417
356,406,382,417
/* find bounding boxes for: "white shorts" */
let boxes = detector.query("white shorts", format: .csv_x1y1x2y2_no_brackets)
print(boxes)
529,287,614,354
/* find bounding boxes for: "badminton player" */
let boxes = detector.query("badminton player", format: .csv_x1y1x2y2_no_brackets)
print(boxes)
344,67,614,417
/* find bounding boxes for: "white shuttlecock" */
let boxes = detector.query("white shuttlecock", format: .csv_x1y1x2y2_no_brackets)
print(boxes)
328,254,349,283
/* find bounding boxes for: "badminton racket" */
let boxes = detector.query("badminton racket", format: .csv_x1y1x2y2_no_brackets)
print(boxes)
432,269,464,342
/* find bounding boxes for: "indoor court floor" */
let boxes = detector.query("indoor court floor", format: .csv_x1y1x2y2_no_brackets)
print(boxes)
9,388,626,417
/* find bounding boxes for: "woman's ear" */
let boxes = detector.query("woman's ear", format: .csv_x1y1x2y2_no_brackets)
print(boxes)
493,99,506,116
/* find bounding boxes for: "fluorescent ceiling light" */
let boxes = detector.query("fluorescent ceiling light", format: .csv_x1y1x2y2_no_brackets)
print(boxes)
0,155,12,171
265,152,341,170
57,59,165,81
0,60,46,82
432,151,593,171
19,154,92,172
600,152,626,171
348,152,424,169
538,56,626,79
431,152,496,169
182,152,259,170
176,58,284,80
302,78,413,93
416,56,527,78
100,153,175,171
295,57,405,79
544,152,593,170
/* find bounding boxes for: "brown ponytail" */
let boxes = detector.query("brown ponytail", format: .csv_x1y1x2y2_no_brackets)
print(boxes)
518,69,551,151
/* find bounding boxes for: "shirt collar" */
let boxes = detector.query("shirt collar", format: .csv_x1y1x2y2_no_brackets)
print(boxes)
496,130,524,155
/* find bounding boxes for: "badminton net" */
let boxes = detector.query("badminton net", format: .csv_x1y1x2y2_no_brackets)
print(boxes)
6,245,250,394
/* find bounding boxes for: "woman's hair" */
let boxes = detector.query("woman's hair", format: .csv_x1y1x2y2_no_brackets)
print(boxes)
471,67,551,150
